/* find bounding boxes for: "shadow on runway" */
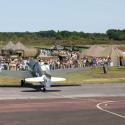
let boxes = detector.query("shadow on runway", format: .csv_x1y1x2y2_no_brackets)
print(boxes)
21,85,61,93
21,83,80,93
21,89,61,93
0,82,81,88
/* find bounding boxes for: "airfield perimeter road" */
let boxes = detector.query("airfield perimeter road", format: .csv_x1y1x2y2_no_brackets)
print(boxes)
0,84,125,125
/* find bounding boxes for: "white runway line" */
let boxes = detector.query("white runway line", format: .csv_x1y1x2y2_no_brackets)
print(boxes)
54,91,125,119
96,101,125,119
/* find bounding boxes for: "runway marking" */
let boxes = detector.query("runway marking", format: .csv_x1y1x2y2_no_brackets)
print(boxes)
96,101,125,119
54,91,125,119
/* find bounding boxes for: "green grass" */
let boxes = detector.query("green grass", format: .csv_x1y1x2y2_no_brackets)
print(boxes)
58,67,125,84
0,76,21,86
0,67,125,86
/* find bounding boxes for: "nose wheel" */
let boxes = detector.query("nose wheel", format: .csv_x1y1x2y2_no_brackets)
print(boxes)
43,86,46,92
40,82,47,92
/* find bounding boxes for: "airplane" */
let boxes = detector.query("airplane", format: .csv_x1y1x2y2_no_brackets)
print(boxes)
20,59,66,92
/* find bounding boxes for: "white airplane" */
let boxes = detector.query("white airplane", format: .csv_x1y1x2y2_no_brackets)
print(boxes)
21,59,66,92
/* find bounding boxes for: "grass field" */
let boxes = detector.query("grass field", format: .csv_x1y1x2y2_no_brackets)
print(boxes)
0,67,125,86
59,67,125,85
0,76,21,86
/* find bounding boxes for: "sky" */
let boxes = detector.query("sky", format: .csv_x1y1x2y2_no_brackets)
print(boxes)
0,0,125,33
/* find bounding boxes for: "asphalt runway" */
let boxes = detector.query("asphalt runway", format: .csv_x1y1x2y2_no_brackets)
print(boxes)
0,84,125,125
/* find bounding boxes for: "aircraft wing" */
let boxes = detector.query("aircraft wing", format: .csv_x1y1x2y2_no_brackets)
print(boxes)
51,77,66,82
25,76,44,83
25,76,66,83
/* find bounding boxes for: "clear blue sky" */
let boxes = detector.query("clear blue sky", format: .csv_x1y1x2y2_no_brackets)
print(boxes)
0,0,125,33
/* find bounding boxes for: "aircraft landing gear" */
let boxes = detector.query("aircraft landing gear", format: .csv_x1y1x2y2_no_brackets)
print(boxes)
21,80,25,87
40,82,46,92
43,87,46,92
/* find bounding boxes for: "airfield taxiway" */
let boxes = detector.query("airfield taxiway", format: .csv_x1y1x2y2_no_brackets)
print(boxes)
0,84,125,125
0,84,125,99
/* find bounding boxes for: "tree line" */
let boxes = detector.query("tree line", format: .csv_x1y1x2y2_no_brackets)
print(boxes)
0,29,125,45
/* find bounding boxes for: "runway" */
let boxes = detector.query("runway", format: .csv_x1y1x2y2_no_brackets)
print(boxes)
0,84,125,125
0,83,125,99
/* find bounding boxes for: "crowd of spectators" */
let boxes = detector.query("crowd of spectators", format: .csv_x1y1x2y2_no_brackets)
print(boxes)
81,56,113,67
0,57,29,71
39,49,52,56
0,49,113,72
39,49,113,70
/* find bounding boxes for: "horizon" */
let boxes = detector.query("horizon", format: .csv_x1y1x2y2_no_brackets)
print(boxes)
0,0,125,33
0,29,124,34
